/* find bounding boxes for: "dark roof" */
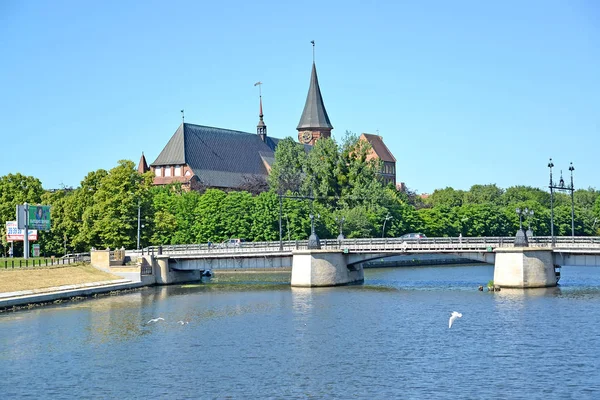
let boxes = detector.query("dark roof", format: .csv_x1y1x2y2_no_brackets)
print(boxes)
151,123,281,189
297,63,333,130
361,133,397,163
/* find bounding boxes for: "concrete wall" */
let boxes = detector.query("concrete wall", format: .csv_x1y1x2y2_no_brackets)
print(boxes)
91,249,126,269
494,248,556,288
291,250,364,287
171,254,292,271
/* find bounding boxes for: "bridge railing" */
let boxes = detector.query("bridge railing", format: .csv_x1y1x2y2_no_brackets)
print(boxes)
134,236,600,256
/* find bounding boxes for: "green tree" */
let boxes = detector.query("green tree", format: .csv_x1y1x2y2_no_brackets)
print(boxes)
464,184,504,206
85,160,153,249
502,186,550,207
425,187,465,208
193,189,227,243
250,191,279,241
303,137,340,200
268,137,306,194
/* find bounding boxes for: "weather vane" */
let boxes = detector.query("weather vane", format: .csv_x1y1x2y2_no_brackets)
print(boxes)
311,40,315,62
180,109,184,123
254,81,262,97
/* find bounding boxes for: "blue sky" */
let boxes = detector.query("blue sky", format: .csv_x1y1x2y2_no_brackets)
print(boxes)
1,0,598,194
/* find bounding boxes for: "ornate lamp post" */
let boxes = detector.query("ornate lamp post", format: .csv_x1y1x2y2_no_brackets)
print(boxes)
382,214,393,238
569,162,575,238
308,213,321,249
515,207,529,247
335,216,345,241
548,158,576,245
525,209,534,239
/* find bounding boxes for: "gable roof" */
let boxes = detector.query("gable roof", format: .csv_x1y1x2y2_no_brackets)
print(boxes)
151,123,281,189
137,153,149,173
361,133,396,163
297,63,333,130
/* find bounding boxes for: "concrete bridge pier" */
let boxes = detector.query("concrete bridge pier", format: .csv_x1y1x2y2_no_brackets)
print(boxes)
493,248,558,288
291,250,364,287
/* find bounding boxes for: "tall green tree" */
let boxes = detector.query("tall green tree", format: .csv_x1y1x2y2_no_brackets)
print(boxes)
85,160,153,249
464,184,504,206
268,137,306,194
425,187,465,208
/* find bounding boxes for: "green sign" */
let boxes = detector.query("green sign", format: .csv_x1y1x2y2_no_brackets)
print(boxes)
32,244,40,257
29,205,51,231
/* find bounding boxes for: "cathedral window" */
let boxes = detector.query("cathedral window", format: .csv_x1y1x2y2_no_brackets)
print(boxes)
155,167,162,177
174,166,182,176
164,167,172,177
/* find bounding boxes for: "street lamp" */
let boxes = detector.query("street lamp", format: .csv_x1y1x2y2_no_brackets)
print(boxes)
548,158,576,245
525,209,534,239
308,213,321,249
136,199,141,250
515,207,529,247
382,214,393,238
335,216,345,241
569,162,575,238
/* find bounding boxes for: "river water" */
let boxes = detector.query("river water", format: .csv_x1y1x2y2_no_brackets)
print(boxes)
2,264,600,399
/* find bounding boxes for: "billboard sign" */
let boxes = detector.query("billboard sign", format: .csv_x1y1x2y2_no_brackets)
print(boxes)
6,221,38,241
28,205,51,231
16,204,51,231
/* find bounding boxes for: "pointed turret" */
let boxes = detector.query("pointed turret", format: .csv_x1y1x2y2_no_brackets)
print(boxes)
137,152,149,174
297,62,333,144
257,94,267,141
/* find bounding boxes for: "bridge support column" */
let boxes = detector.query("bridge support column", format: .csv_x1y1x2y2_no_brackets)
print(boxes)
494,248,557,288
291,250,364,287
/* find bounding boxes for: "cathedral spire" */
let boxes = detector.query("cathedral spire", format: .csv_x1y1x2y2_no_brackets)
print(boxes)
254,81,267,141
297,42,333,144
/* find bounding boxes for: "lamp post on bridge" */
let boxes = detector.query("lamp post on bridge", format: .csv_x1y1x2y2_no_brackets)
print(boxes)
382,214,393,238
548,158,576,245
515,207,529,247
335,216,345,241
525,209,534,239
308,213,321,249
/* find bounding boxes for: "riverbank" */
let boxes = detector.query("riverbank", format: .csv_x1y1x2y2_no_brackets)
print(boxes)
0,264,144,312
0,264,122,293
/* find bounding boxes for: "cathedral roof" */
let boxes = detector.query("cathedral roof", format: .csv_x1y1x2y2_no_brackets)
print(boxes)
297,63,333,130
151,123,280,189
361,133,396,163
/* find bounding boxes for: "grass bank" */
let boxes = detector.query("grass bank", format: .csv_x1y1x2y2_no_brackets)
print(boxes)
0,263,122,293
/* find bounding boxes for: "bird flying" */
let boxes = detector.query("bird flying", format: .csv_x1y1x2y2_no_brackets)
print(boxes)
449,311,462,328
147,317,165,324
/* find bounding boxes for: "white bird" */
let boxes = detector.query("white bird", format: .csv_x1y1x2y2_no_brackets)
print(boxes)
449,311,462,328
177,320,189,325
147,317,165,324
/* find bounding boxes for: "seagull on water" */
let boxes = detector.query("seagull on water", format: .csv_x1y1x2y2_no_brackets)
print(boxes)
177,320,189,325
449,311,462,328
147,317,165,324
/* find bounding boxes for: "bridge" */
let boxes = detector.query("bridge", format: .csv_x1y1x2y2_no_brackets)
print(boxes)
130,236,600,289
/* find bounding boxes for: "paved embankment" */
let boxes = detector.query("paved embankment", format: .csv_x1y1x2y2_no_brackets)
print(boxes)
0,279,146,310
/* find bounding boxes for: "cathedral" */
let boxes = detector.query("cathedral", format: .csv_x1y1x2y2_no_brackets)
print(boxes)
139,58,397,191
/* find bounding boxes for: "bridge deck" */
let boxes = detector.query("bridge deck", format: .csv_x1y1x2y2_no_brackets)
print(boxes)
130,236,600,258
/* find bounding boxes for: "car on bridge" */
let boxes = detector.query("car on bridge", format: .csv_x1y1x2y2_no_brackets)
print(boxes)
400,233,427,239
219,238,246,248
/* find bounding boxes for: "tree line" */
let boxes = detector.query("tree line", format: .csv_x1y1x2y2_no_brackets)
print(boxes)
1,133,599,256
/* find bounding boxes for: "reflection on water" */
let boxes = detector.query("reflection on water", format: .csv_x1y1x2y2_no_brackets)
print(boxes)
1,265,600,399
